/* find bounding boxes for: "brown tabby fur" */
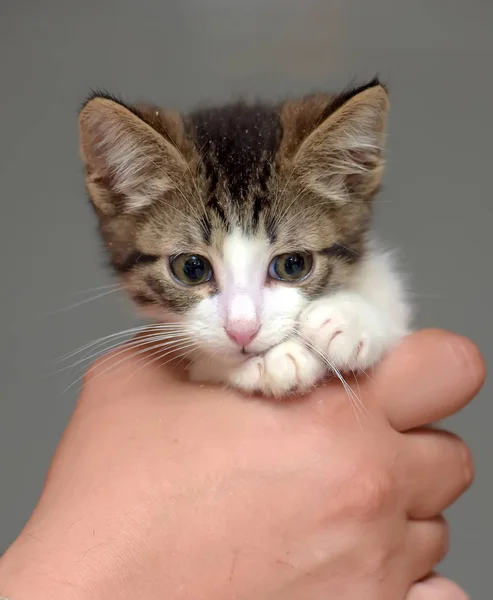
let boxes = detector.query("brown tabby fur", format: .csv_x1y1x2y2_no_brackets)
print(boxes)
78,78,388,313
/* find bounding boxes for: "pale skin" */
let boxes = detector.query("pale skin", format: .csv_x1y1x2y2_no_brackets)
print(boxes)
0,329,484,600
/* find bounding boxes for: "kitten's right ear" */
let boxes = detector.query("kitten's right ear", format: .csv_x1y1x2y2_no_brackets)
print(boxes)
79,94,188,215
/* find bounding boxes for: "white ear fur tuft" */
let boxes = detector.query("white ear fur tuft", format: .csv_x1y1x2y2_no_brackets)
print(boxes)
79,98,186,213
295,85,389,203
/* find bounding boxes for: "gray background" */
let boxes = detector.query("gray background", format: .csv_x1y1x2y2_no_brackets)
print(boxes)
0,0,491,596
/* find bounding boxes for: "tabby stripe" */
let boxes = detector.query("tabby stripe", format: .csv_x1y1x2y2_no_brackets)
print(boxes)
265,215,277,243
322,243,360,263
133,292,156,305
251,195,264,230
145,275,167,297
207,197,228,226
200,215,212,244
117,252,160,273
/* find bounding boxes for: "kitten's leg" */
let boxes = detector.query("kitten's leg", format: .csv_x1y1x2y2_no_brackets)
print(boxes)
189,341,325,398
299,249,411,372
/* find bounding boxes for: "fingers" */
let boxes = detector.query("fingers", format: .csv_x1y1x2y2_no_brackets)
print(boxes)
400,429,474,519
373,329,485,431
406,517,449,582
407,574,470,600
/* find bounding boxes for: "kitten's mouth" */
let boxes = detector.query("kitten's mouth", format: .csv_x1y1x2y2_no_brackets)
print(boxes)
210,344,274,364
241,347,270,358
241,349,257,357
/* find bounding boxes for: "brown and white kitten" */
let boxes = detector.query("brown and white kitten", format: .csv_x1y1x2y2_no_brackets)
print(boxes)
78,78,410,397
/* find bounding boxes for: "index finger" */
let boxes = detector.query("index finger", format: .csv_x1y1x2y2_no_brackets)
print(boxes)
372,329,485,431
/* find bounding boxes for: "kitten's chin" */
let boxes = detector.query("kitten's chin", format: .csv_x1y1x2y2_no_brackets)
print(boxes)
205,349,250,366
193,346,257,368
195,343,276,369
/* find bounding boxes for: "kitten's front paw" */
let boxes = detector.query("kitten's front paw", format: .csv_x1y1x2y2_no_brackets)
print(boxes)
229,340,325,398
300,294,392,373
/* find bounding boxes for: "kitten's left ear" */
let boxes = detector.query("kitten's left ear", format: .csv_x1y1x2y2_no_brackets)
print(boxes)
294,82,389,203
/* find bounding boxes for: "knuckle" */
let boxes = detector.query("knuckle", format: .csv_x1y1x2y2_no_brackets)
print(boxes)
345,459,398,520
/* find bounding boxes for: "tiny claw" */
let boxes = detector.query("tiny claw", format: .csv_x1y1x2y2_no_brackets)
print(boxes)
328,330,343,346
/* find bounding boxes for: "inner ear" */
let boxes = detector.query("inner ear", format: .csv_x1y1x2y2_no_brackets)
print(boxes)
79,96,189,213
290,83,389,203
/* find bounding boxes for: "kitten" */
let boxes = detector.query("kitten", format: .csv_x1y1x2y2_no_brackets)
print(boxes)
78,78,410,397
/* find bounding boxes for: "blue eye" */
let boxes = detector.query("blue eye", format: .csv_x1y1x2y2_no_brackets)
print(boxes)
170,254,213,285
268,252,313,282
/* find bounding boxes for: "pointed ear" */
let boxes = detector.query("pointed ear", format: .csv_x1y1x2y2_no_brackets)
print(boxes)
79,95,189,214
293,83,389,203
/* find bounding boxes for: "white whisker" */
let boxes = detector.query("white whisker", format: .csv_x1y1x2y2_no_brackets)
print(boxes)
66,283,123,297
119,340,201,385
293,332,370,426
63,325,203,371
54,323,191,364
159,347,200,369
58,336,197,397
52,332,192,374
47,286,125,315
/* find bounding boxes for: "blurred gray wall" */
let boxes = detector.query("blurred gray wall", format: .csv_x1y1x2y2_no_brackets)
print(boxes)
0,0,491,596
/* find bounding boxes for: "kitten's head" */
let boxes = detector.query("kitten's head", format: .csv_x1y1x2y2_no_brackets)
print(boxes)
78,78,388,362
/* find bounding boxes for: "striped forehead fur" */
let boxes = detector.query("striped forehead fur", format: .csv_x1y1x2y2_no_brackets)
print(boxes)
79,77,387,313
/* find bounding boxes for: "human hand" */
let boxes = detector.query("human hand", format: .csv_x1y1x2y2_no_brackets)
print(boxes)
0,329,484,600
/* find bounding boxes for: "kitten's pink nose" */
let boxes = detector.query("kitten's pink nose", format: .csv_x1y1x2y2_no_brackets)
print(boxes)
225,324,260,348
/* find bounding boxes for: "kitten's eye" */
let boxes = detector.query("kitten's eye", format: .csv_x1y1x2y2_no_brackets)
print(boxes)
170,254,213,285
268,252,313,282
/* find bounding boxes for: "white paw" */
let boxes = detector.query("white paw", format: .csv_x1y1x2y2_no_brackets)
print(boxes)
299,293,396,373
227,340,325,398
